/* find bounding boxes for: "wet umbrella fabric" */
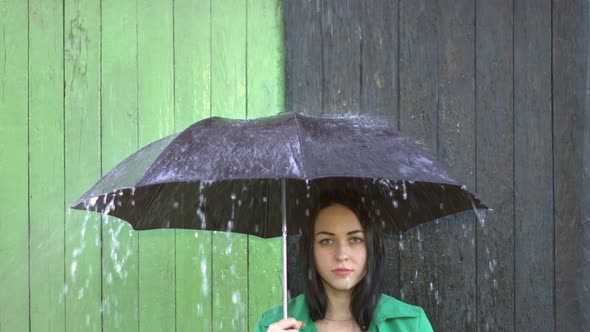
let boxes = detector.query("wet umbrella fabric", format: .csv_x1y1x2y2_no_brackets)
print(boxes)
71,112,486,318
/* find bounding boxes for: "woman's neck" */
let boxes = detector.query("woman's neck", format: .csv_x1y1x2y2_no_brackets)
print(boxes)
323,288,354,321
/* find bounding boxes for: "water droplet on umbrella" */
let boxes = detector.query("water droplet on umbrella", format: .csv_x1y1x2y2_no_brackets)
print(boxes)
305,209,309,217
439,202,444,209
230,193,236,200
172,201,179,208
392,200,399,208
262,196,268,203
461,185,468,190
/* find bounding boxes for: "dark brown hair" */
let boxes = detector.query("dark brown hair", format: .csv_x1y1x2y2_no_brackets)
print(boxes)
299,188,386,331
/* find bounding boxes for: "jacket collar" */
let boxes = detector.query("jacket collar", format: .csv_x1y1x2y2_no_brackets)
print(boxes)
372,294,422,324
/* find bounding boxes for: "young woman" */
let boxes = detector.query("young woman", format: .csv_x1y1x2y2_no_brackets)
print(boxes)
255,189,433,332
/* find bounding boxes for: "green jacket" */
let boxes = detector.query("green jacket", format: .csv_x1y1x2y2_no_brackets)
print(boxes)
254,294,433,332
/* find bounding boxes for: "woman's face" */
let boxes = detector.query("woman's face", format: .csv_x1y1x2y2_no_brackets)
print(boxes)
313,203,368,294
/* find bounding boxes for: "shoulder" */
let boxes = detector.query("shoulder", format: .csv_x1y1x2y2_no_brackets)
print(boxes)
254,295,310,330
372,294,433,332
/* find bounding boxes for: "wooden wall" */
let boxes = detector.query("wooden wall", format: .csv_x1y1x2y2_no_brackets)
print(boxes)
285,0,588,331
0,1,284,331
1,0,588,331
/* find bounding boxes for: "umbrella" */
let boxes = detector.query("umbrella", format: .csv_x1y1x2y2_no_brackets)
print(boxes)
71,112,486,318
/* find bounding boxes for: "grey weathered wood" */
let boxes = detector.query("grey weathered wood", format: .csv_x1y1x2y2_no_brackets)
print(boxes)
475,0,515,331
514,0,554,330
553,0,590,330
399,0,438,150
360,0,398,124
430,0,477,330
397,0,439,316
283,0,590,330
321,0,361,115
285,0,322,115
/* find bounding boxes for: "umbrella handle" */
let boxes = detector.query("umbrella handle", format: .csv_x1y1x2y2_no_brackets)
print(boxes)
281,178,288,319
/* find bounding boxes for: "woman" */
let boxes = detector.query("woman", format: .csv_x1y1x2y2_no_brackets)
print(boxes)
255,189,433,332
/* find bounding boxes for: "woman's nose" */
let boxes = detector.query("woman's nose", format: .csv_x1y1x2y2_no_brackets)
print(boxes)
336,243,350,261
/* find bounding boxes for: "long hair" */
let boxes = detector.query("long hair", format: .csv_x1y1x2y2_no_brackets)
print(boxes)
299,188,386,331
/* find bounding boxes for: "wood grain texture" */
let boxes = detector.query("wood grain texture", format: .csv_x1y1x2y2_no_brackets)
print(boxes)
553,0,590,330
173,1,212,331
0,1,29,330
430,0,477,329
101,0,140,330
321,0,361,115
211,2,249,330
360,0,398,122
475,0,515,330
137,1,176,331
28,0,66,331
246,1,285,329
64,0,102,330
514,0,554,330
284,0,322,115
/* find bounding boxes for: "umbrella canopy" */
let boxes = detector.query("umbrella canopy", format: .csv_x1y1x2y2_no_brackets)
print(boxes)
71,112,485,238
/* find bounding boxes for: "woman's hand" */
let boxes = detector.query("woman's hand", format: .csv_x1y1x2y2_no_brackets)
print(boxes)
267,318,305,331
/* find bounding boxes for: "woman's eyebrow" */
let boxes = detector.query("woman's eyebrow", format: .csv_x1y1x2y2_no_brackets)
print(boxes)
315,230,364,236
347,230,364,235
316,231,335,236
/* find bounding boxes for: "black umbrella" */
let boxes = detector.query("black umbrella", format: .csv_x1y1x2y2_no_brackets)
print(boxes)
71,112,486,318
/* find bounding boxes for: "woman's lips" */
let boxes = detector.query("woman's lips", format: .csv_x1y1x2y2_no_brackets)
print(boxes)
332,269,353,276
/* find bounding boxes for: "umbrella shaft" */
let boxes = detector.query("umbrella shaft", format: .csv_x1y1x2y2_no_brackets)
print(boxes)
281,178,288,319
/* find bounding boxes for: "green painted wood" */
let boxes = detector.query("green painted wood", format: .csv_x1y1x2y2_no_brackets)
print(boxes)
211,1,249,330
0,0,29,330
28,0,65,331
514,0,554,329
246,0,284,119
246,1,284,329
475,1,515,330
136,1,175,331
173,1,213,330
211,0,246,119
64,0,102,330
101,0,139,330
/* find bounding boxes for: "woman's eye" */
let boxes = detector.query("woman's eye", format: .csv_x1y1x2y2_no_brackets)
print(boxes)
350,237,364,244
319,239,333,245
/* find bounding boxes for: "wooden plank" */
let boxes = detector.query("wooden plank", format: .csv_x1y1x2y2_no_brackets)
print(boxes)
211,1,249,330
360,0,398,123
136,1,175,331
321,0,361,115
101,0,139,330
246,0,284,119
475,0,515,331
553,0,590,330
284,0,322,115
0,0,29,330
64,0,102,330
246,0,284,329
399,0,438,150
28,0,65,330
424,0,477,330
211,0,246,119
397,0,441,321
173,0,212,331
514,0,554,330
